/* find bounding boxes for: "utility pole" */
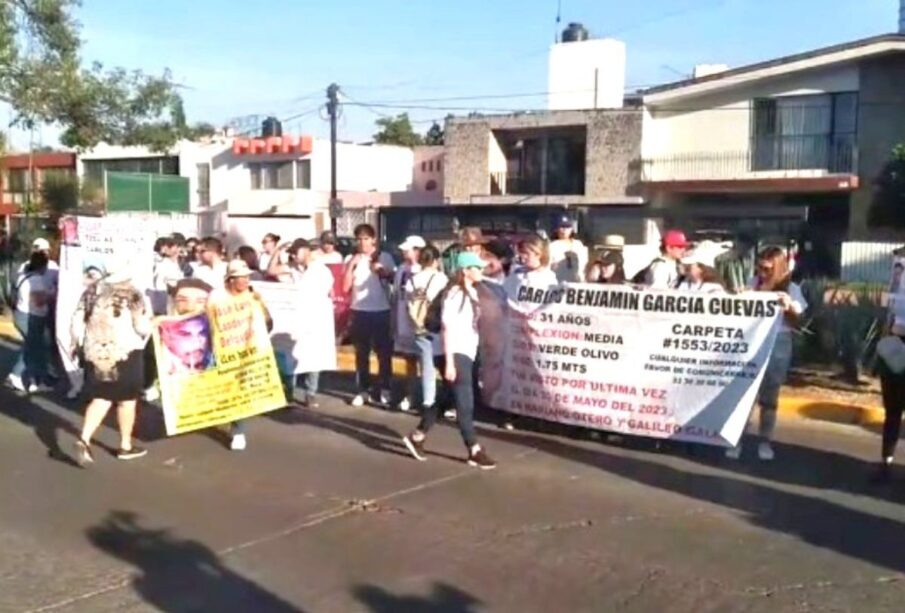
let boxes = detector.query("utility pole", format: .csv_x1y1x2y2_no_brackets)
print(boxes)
326,83,341,234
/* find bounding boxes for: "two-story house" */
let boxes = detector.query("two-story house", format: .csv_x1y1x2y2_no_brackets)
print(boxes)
640,33,905,275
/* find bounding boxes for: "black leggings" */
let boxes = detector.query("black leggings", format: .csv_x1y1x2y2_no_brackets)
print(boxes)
880,362,905,459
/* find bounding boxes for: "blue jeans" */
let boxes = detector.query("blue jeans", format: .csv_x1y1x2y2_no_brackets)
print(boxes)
295,372,319,396
14,311,49,386
417,354,478,449
415,335,438,407
756,331,793,441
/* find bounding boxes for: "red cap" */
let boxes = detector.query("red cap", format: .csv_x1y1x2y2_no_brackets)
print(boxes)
663,230,688,248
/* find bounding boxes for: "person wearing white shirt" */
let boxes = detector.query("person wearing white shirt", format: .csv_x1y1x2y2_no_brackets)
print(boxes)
152,237,185,314
402,251,496,470
191,237,228,289
402,245,448,414
9,238,59,388
677,241,729,294
269,238,335,407
258,233,280,274
312,231,344,265
342,224,396,408
503,234,559,301
549,214,588,283
726,246,807,463
7,251,52,392
643,230,688,290
393,235,426,411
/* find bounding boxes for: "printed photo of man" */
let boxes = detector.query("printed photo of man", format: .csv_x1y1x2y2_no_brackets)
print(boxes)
157,314,215,375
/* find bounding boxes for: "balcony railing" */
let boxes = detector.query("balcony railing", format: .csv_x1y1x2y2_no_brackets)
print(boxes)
642,136,857,183
489,172,583,196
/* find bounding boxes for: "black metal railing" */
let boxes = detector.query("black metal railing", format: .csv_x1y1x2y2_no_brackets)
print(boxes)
642,136,858,182
489,171,582,196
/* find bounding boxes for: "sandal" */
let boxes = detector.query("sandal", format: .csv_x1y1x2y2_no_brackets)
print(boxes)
74,439,94,467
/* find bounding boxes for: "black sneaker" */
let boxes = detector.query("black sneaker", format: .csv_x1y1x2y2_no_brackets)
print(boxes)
403,434,427,461
74,439,94,467
467,448,497,470
116,446,148,461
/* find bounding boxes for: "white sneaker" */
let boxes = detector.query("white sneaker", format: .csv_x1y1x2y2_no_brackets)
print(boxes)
378,389,392,406
350,394,366,408
143,386,160,402
398,397,412,413
757,442,775,462
230,434,247,451
443,408,457,420
28,382,53,394
6,373,25,392
725,445,742,460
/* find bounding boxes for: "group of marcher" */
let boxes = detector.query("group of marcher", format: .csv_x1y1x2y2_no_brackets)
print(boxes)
3,217,815,472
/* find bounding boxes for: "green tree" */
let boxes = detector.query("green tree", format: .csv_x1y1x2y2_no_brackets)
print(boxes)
868,144,905,228
423,122,444,146
373,113,423,147
0,0,185,151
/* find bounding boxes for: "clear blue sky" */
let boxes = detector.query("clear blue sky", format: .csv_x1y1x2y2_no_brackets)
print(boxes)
7,0,900,148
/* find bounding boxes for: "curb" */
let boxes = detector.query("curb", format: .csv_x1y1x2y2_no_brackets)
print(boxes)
0,316,883,428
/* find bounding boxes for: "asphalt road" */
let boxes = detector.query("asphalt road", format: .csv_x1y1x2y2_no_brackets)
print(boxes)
2,342,905,612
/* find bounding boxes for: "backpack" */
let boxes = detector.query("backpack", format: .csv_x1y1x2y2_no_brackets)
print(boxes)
8,272,36,309
630,257,665,285
406,273,441,336
423,284,451,335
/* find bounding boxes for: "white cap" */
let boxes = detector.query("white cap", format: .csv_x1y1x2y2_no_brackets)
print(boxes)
399,235,427,251
599,234,625,250
681,240,731,269
32,238,50,252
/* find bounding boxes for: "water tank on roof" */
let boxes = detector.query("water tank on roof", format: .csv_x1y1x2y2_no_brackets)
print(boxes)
562,22,589,43
262,116,283,138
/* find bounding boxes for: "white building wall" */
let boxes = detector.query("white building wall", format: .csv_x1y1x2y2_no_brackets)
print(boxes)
548,38,626,110
642,63,860,158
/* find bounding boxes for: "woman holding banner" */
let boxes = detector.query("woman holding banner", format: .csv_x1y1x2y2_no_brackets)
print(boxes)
677,241,728,293
71,263,153,466
727,246,806,462
403,251,496,470
497,235,558,430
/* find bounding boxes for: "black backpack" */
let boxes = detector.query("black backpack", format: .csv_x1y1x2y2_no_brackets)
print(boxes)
630,257,668,285
423,284,450,334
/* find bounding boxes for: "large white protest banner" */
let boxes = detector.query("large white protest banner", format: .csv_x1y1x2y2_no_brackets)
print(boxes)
477,283,782,447
254,281,337,375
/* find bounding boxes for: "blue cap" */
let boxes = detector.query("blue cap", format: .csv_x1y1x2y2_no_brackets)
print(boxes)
555,214,574,228
456,251,485,270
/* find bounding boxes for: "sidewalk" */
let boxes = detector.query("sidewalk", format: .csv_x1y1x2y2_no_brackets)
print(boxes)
0,314,883,428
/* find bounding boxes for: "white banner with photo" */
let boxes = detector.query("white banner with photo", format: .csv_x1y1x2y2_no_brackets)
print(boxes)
477,283,782,447
254,281,337,376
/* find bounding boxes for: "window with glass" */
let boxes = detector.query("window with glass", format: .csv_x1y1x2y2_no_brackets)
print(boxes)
297,159,312,189
751,92,858,172
249,161,294,190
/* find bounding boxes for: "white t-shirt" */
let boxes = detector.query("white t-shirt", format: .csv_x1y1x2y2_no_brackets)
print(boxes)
503,266,559,301
259,252,274,273
192,261,228,289
154,258,184,292
345,252,396,312
549,238,589,283
286,262,334,296
442,285,480,360
747,277,807,333
677,280,724,293
313,249,344,265
14,270,49,317
645,257,681,290
405,268,449,355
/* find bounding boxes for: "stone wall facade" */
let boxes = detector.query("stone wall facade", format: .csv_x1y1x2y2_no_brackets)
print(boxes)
443,109,642,204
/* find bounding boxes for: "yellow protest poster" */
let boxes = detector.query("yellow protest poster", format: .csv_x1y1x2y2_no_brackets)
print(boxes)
154,289,287,436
